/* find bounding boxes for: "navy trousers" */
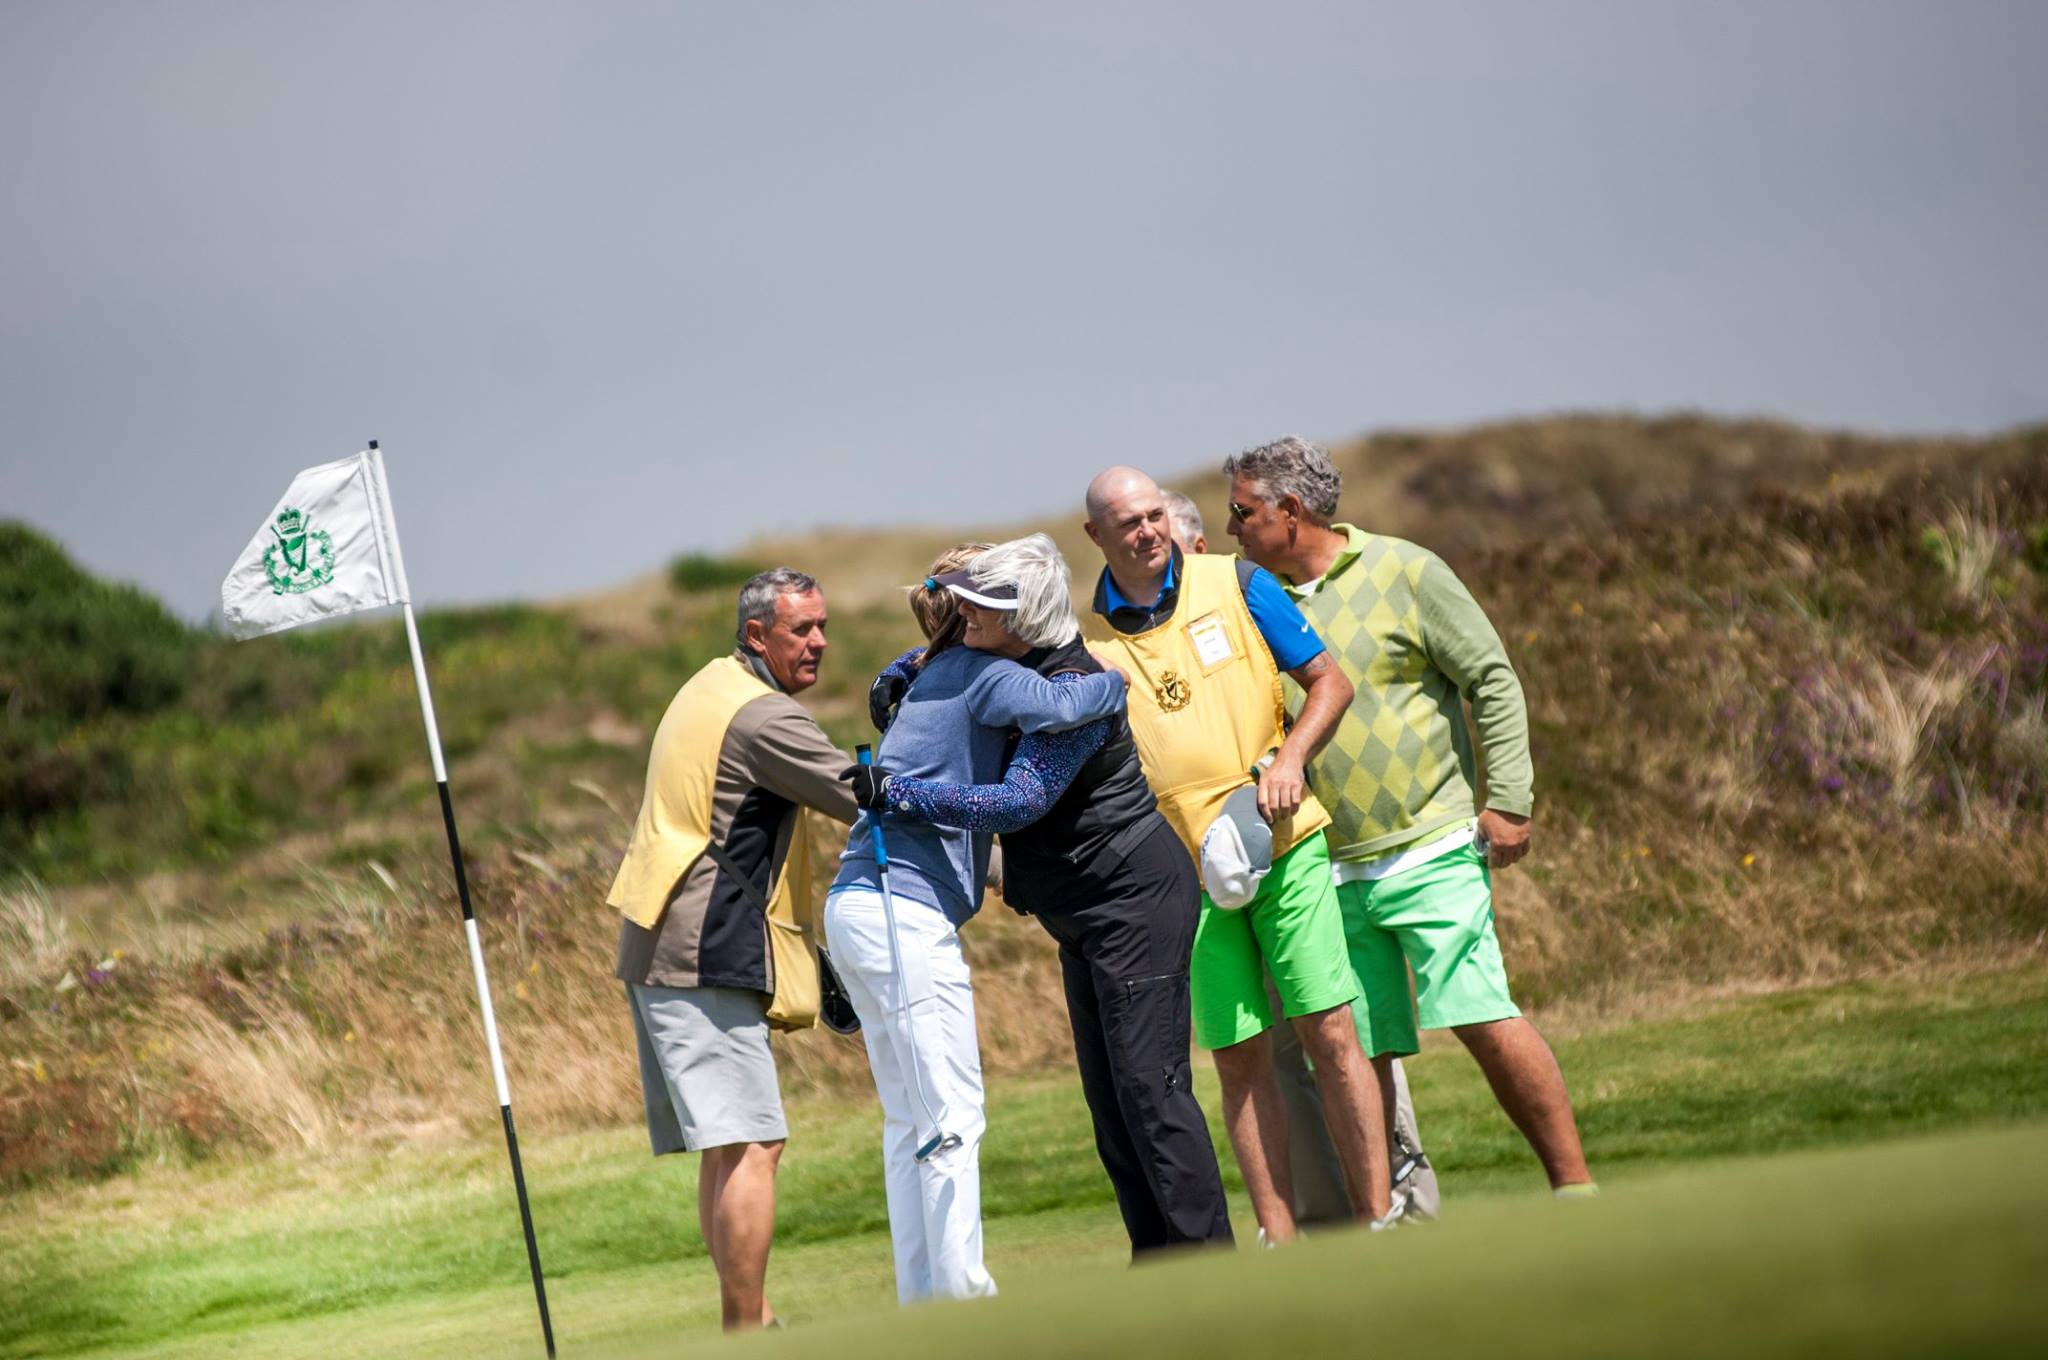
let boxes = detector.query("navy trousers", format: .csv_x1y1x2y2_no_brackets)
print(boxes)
1027,816,1234,1254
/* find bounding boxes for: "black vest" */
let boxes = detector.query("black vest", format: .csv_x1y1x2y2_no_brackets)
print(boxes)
998,637,1159,914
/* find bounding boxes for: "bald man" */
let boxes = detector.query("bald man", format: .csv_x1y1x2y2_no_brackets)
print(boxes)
1079,467,1394,1240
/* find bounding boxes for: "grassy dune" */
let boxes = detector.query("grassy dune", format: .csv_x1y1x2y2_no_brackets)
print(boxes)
4,965,2045,1358
3,417,2047,1185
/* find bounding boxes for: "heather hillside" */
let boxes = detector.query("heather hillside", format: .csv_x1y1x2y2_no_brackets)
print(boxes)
2,413,2044,1186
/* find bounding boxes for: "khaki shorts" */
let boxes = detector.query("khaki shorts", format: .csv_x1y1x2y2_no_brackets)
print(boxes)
628,983,788,1153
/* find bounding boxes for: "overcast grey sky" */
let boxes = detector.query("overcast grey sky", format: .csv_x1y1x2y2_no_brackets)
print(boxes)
5,2,2045,620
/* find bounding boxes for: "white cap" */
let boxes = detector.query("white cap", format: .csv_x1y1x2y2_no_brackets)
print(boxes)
1199,783,1273,910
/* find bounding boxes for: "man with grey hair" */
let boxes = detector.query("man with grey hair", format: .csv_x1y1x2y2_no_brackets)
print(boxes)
1225,436,1596,1199
609,567,859,1330
1160,489,1209,554
1161,496,1441,1225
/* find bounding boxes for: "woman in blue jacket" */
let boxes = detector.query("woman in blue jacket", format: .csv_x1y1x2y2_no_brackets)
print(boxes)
824,539,1128,1304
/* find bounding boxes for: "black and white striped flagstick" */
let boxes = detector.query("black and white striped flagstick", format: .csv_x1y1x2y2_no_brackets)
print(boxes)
378,441,557,1358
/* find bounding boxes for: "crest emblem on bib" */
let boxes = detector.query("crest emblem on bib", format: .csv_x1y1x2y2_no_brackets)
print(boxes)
1156,669,1192,712
262,507,336,596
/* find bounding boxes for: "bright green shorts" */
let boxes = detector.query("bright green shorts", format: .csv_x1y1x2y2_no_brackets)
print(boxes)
1337,842,1520,1058
1190,833,1362,1051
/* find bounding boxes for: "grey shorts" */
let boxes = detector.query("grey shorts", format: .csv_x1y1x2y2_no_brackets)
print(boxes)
628,983,788,1154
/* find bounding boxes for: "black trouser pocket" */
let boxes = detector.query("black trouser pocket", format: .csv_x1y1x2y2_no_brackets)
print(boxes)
1098,967,1227,1248
1113,970,1191,1094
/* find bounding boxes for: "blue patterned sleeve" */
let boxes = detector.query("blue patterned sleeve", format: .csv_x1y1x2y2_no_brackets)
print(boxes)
883,676,1111,833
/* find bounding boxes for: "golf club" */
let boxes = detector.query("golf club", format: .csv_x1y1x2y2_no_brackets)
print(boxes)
857,743,962,1163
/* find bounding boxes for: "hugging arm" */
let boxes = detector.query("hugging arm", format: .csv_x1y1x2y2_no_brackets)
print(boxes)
970,660,1126,733
883,674,1111,833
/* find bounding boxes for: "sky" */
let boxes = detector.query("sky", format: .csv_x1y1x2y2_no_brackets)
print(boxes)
4,1,2045,621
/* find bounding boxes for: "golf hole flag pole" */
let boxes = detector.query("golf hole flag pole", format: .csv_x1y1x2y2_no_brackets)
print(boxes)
221,443,557,1359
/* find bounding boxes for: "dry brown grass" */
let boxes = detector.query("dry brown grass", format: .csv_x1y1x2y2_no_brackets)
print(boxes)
1781,645,1991,803
0,837,1083,1187
0,879,69,993
1922,497,2006,607
159,988,339,1151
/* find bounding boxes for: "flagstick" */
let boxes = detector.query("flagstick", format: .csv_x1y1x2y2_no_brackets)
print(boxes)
387,467,556,1358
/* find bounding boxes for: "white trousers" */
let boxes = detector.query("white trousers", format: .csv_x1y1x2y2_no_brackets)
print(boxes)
823,885,997,1304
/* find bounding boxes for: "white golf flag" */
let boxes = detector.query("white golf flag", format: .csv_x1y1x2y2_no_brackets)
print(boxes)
221,449,411,639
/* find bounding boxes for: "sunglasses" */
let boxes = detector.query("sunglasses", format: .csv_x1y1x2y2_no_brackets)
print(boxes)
1226,499,1261,523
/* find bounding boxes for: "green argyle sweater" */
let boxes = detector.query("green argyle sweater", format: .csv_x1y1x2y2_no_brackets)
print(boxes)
1280,525,1533,861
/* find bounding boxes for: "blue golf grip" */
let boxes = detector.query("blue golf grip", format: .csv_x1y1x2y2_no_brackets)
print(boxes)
856,744,888,870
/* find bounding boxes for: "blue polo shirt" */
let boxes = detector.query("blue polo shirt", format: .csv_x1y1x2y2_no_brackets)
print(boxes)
1094,548,1325,672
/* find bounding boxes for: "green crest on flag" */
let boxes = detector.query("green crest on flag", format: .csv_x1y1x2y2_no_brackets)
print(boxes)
263,506,336,596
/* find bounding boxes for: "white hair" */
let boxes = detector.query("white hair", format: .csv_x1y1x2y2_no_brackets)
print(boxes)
1160,490,1205,547
970,533,1077,649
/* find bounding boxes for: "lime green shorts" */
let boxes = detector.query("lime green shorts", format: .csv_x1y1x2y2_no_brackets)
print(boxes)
1190,833,1362,1051
1337,842,1520,1057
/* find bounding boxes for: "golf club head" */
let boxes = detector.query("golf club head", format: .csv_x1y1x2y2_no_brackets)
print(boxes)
913,1131,963,1163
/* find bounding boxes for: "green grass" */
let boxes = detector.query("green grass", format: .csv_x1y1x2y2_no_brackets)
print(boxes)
4,965,2045,1359
729,1120,2048,1360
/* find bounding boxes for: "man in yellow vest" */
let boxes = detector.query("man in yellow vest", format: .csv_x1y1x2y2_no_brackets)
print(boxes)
1223,436,1596,1198
1080,466,1395,1241
609,567,859,1330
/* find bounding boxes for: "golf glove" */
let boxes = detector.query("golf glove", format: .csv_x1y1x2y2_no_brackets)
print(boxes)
840,761,894,811
868,653,920,732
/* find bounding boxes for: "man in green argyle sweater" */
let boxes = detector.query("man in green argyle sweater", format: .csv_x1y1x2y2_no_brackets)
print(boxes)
1224,435,1595,1197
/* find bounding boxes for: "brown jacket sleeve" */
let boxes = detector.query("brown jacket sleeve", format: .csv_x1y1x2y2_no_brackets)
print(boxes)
731,694,859,825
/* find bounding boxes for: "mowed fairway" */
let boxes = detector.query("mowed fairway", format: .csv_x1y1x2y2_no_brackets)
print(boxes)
700,1120,2048,1360
5,966,2046,1360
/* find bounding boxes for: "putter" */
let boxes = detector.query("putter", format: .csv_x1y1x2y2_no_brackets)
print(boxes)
858,744,963,1163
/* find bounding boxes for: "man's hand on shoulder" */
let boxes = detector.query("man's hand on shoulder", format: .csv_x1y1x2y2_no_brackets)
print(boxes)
1476,809,1531,869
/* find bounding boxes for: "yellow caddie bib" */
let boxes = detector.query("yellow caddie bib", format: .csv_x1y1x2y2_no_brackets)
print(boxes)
606,655,820,1029
1081,553,1329,865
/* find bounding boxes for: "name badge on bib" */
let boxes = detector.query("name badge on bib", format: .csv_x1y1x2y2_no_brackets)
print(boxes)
1187,613,1235,670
